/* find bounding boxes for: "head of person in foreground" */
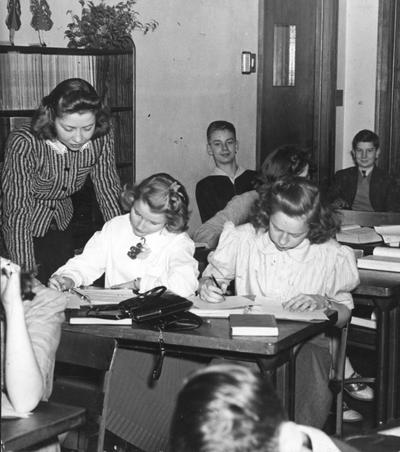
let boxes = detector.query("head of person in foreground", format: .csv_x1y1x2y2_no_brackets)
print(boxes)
170,363,318,452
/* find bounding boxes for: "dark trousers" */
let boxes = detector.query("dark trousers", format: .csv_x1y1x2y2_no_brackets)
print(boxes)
33,223,75,284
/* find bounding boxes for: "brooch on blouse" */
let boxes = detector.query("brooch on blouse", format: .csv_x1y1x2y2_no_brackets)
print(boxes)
128,237,148,260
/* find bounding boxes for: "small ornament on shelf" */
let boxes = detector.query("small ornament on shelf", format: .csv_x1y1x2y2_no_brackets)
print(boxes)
30,0,53,47
6,0,21,46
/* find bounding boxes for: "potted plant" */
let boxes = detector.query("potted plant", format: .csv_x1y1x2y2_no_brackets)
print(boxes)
65,0,158,49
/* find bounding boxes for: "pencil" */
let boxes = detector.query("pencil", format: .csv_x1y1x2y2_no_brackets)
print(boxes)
210,274,225,300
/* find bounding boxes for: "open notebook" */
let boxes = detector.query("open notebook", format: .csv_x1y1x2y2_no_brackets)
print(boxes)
189,295,328,322
66,287,136,308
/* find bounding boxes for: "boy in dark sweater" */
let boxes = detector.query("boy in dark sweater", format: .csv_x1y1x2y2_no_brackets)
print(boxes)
196,120,257,222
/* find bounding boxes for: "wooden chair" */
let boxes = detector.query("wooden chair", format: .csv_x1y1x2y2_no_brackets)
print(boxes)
49,330,117,452
1,401,86,452
337,209,400,227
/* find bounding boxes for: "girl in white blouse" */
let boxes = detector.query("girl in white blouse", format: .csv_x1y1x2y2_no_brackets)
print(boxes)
48,173,199,298
199,177,360,428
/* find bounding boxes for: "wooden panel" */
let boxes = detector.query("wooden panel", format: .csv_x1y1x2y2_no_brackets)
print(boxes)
337,209,400,227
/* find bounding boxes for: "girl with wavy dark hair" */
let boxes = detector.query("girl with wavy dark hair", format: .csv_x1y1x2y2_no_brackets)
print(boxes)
199,177,359,428
1,78,122,284
49,173,198,297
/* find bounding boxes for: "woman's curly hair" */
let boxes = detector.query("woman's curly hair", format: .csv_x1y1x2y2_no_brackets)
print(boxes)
251,177,340,244
253,144,311,190
31,78,111,140
120,173,190,233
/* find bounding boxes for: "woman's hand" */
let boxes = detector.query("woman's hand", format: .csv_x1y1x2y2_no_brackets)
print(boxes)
0,259,22,311
282,294,329,312
198,277,228,303
110,278,141,291
47,275,74,292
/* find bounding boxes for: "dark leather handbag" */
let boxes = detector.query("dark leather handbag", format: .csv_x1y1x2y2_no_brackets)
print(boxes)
87,286,202,331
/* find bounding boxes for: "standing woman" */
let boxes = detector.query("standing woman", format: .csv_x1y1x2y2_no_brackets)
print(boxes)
1,78,122,283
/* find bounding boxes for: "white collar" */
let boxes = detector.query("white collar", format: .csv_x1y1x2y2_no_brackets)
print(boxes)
359,166,373,177
211,165,246,182
46,139,91,155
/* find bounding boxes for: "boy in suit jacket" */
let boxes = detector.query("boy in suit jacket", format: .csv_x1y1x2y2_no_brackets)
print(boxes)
328,129,400,212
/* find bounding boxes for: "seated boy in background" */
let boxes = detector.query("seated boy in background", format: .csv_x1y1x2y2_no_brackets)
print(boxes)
327,129,400,212
196,120,257,222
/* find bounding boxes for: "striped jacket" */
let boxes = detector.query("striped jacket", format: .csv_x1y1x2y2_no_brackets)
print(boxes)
1,123,122,271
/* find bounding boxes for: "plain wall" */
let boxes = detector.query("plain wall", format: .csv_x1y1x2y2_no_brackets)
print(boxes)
0,0,258,233
335,0,379,171
1,0,381,225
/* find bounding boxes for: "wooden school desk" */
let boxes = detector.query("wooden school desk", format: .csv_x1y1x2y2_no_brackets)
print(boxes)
1,402,86,452
351,269,400,426
60,312,336,444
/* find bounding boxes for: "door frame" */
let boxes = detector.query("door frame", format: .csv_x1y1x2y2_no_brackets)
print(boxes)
256,0,338,186
375,0,399,173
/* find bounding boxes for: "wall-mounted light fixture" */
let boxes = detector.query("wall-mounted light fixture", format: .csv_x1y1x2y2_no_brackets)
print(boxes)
241,51,256,74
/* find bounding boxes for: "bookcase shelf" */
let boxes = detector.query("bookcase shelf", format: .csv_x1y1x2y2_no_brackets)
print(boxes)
0,44,135,184
0,45,136,250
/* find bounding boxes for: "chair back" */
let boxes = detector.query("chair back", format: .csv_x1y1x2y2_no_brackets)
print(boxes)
337,209,400,227
50,330,117,452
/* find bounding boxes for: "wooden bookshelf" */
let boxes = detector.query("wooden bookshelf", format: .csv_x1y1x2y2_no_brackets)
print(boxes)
0,45,136,250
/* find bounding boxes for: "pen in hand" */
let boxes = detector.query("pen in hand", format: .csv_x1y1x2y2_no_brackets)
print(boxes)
210,275,226,300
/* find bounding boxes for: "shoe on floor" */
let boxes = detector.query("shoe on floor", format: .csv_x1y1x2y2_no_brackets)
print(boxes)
344,372,374,401
342,401,363,423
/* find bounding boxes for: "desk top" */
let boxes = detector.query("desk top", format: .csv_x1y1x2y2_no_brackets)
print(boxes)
1,402,85,451
62,312,336,358
355,269,400,297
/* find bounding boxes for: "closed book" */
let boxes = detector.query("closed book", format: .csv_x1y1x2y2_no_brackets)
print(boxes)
230,314,278,336
67,308,132,325
351,316,376,330
357,247,400,272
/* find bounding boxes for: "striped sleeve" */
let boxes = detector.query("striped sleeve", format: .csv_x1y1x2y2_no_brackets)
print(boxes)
1,131,37,270
90,129,123,221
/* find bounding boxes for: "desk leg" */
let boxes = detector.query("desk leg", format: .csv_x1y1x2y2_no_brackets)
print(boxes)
387,306,400,420
374,300,390,426
288,346,297,420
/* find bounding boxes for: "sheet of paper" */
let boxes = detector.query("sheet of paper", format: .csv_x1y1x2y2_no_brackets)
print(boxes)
188,295,255,318
253,296,328,322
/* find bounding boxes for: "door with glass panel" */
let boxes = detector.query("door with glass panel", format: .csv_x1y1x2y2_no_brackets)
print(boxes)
257,0,338,188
